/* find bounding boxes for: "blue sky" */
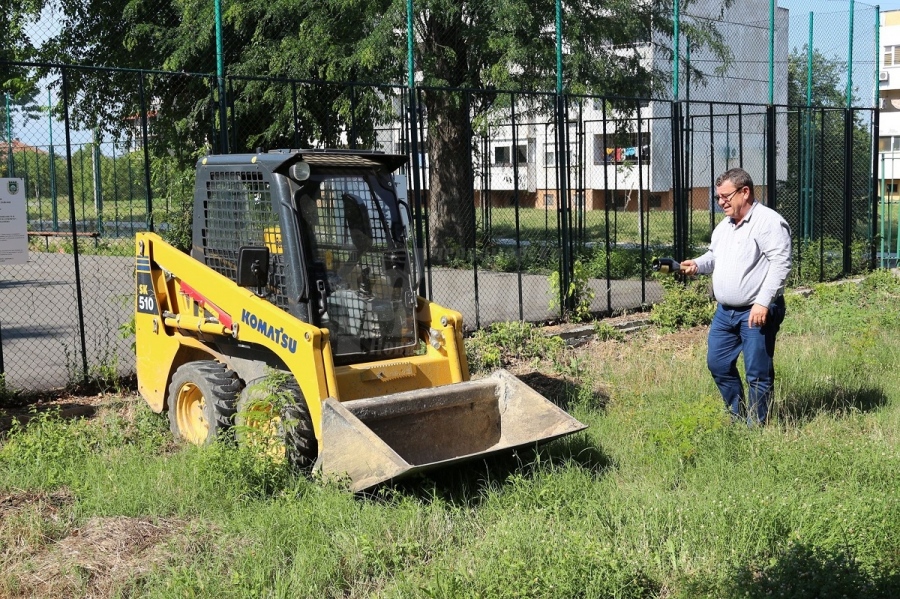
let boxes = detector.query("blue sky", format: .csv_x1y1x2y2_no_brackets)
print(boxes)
780,0,898,14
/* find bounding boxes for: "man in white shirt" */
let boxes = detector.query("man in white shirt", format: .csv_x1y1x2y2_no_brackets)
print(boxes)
680,168,792,424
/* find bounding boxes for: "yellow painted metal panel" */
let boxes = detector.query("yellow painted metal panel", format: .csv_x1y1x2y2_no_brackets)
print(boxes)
135,232,333,439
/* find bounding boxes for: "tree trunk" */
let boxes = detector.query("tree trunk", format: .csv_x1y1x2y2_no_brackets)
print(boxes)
424,90,476,264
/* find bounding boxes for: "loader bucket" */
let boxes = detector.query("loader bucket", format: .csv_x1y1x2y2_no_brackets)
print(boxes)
315,369,587,492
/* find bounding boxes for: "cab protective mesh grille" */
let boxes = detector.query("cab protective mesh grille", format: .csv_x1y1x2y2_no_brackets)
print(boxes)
201,168,289,309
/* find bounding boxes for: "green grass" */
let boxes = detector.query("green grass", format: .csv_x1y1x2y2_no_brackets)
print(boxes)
27,196,153,230
2,276,900,597
479,206,715,247
27,234,136,257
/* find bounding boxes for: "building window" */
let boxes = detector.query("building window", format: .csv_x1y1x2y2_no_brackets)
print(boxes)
878,136,900,152
885,46,900,67
594,133,650,164
494,144,527,165
544,150,572,166
516,145,527,163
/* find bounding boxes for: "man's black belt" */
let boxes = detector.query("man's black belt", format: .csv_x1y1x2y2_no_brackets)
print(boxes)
719,295,784,312
719,303,753,311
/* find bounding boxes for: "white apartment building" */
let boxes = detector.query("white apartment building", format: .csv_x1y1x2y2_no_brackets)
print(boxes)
375,0,790,213
480,0,789,212
879,10,900,196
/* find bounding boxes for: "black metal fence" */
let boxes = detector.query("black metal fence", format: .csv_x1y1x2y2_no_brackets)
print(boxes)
0,63,878,392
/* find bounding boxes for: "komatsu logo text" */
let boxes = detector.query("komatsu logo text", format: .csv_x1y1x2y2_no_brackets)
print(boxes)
241,310,298,353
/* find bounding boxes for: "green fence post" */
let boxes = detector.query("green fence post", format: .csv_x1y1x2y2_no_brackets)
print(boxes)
48,90,59,231
5,93,13,177
847,0,855,108
92,129,103,237
406,0,426,298
215,0,228,153
803,12,814,241
769,0,775,104
880,154,885,268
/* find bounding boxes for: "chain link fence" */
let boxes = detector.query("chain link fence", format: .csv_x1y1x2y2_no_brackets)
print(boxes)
0,1,882,393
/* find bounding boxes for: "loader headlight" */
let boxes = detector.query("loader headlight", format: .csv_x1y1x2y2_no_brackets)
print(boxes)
428,328,444,349
290,161,311,181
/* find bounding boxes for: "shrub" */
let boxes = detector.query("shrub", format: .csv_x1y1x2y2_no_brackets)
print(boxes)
548,259,595,322
584,246,647,280
649,395,729,463
649,275,715,333
789,238,870,286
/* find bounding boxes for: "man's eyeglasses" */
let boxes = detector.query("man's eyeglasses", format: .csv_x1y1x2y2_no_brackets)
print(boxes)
716,187,745,203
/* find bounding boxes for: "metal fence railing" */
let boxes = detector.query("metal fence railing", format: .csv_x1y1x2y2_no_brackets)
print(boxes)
0,61,878,393
0,0,883,392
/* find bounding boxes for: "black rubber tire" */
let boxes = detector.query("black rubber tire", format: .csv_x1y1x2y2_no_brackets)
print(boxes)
167,360,241,445
236,376,318,470
282,391,318,470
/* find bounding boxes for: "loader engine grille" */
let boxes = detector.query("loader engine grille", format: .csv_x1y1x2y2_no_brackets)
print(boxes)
199,168,290,310
299,174,417,360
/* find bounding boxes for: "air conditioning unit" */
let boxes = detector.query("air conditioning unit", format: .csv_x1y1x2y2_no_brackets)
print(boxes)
880,70,889,82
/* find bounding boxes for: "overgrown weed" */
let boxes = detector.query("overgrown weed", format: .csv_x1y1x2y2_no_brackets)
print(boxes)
2,270,900,597
465,321,566,373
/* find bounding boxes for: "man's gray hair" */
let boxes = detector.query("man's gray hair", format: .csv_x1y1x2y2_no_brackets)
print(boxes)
715,168,754,195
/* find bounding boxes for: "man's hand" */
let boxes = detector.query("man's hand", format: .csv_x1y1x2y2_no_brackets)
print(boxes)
680,259,699,277
748,303,769,328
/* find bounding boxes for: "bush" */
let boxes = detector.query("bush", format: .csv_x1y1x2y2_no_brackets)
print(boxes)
584,246,647,280
649,275,715,333
789,238,871,286
548,259,595,322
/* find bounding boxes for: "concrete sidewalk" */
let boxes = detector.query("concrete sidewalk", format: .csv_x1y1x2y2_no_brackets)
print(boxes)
427,267,662,331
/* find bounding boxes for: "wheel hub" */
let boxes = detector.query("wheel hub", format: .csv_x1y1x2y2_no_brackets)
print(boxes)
177,382,209,444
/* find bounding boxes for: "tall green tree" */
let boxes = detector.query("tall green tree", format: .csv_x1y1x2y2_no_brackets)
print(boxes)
1,0,43,139
35,0,730,257
284,0,730,255
787,46,849,108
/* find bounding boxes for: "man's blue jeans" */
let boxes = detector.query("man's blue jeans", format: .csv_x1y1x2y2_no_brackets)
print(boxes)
707,297,786,424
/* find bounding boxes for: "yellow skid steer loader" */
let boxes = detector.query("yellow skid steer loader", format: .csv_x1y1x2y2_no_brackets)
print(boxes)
135,149,585,491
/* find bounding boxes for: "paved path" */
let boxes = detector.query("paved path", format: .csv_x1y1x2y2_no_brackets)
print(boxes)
426,267,662,331
0,253,135,393
0,253,661,391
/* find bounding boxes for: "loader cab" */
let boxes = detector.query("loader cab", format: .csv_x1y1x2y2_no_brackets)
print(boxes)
192,150,420,365
285,157,419,362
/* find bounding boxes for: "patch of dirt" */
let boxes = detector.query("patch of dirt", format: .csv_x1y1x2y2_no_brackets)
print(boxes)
508,368,611,411
0,393,141,433
0,488,75,517
579,322,709,378
649,324,709,351
542,311,653,338
4,515,181,599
